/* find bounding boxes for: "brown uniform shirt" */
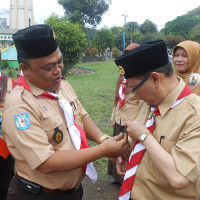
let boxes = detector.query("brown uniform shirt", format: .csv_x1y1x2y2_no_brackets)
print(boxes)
2,77,89,190
112,92,139,125
131,78,200,200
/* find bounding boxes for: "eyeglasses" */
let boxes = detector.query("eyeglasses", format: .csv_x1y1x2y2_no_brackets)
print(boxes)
130,75,149,92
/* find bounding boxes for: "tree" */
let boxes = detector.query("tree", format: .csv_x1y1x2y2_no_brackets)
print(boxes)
187,5,200,17
164,35,186,49
161,14,200,39
58,0,111,27
45,14,87,76
125,21,140,43
188,23,200,43
92,28,114,54
140,19,158,35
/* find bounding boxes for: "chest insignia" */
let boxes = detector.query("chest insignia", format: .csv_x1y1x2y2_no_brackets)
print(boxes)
14,112,30,130
79,114,83,125
53,127,63,144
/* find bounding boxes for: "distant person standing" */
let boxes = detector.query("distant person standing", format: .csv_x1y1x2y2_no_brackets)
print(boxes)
173,40,200,95
108,43,140,185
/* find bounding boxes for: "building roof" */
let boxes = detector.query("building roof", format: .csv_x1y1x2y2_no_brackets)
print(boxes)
0,28,18,34
1,45,17,60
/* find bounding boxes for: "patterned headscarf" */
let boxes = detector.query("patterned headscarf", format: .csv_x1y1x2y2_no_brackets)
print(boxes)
173,40,200,95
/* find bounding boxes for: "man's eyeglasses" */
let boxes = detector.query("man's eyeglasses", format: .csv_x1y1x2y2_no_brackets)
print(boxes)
130,75,149,92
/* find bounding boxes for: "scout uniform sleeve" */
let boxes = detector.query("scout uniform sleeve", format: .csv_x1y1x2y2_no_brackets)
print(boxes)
171,99,200,183
2,103,54,170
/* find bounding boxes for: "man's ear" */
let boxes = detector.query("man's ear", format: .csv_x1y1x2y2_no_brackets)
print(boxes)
150,72,160,87
19,63,30,77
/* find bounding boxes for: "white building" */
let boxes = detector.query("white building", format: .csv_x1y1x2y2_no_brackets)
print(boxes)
9,0,34,29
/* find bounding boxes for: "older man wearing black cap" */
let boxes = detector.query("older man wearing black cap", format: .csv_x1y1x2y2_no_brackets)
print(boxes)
2,24,129,200
115,40,200,200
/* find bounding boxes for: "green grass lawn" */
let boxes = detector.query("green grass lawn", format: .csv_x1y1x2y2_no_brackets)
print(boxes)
67,61,119,180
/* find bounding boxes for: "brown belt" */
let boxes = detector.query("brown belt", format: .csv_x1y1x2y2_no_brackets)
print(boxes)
17,174,80,194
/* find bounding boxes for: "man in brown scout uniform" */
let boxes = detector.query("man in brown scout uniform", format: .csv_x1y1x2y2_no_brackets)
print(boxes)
115,40,200,200
2,24,129,200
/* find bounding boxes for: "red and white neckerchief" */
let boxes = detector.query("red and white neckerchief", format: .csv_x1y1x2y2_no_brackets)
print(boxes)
16,74,97,183
119,76,126,110
119,85,193,200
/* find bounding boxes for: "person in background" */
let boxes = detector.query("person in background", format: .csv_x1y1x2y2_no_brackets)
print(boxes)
108,43,139,185
173,40,200,95
2,24,129,200
0,72,15,200
115,40,200,200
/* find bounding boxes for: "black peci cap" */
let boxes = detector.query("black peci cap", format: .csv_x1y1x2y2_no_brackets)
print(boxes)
12,24,58,59
115,40,169,79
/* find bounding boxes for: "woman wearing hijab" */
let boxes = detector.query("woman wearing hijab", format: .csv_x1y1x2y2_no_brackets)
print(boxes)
173,40,200,95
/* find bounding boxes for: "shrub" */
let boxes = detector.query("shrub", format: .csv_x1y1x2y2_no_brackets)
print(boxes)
91,48,98,56
7,69,16,78
112,47,120,59
84,48,92,56
164,35,186,49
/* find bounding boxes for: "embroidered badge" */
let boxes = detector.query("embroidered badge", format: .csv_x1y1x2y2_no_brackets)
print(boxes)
53,127,63,144
79,114,83,125
14,112,30,130
189,73,200,90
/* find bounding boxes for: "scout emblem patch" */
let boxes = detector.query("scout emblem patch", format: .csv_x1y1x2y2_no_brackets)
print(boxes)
118,65,125,75
53,127,63,144
14,112,30,130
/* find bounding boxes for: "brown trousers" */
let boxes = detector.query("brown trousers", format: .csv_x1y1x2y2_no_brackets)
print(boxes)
7,175,83,200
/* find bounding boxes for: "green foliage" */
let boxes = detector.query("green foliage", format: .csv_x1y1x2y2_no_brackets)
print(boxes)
125,21,140,30
45,15,87,76
136,32,162,44
140,19,158,35
161,14,200,39
7,69,16,78
91,47,98,56
112,47,120,59
164,34,186,49
58,0,111,27
188,23,200,43
92,28,115,52
84,48,92,56
187,5,200,17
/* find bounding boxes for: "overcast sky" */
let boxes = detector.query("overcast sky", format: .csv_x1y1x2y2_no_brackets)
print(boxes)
1,0,200,30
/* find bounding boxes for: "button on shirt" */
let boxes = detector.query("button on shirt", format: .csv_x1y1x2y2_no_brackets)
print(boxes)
131,78,200,200
2,78,88,190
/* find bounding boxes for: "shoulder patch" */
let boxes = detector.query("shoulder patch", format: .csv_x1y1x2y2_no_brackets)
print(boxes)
14,112,30,130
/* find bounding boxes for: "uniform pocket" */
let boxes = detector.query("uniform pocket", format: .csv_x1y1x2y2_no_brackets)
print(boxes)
161,140,176,153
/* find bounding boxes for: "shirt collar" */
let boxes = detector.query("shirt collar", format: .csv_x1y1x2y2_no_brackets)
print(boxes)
26,77,66,96
158,77,186,117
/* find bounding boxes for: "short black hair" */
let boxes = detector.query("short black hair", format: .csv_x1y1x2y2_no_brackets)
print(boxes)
17,55,30,67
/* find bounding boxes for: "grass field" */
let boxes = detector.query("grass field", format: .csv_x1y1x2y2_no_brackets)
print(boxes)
67,61,119,180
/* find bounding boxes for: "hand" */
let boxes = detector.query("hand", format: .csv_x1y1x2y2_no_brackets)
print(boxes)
100,133,130,158
124,122,148,141
116,157,127,178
